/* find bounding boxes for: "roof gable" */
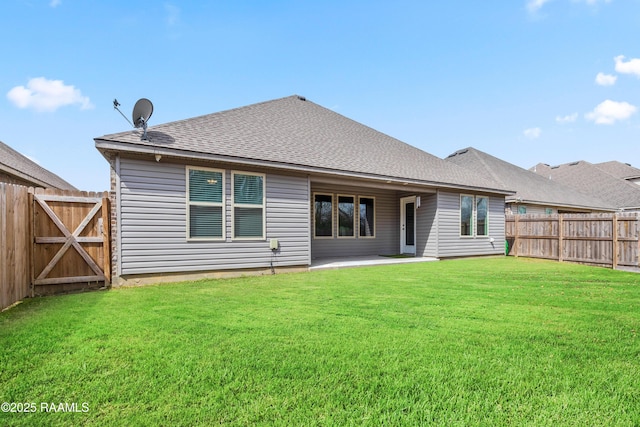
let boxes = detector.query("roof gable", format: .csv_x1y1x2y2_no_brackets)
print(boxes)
95,95,508,193
0,141,76,190
594,161,640,180
445,148,613,211
531,160,640,210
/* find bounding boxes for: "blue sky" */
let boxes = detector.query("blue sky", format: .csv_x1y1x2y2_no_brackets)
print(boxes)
1,0,639,190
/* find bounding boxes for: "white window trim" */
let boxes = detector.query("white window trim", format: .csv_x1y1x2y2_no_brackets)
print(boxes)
337,194,356,239
313,192,334,239
231,171,266,241
358,195,376,238
186,166,226,241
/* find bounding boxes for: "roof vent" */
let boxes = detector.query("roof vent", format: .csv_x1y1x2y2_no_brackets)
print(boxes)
297,96,306,101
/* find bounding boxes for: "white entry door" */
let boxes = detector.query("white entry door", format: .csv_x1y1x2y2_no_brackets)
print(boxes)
400,196,416,255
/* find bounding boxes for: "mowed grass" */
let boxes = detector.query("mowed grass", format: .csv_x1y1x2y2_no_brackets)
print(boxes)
1,257,639,426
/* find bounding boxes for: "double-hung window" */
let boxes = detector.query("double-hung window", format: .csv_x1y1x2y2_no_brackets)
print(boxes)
476,196,488,236
460,195,489,237
187,167,225,239
232,172,265,239
460,195,474,236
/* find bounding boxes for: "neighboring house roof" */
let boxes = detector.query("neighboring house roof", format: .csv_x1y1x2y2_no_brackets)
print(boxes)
95,95,511,194
531,161,640,211
445,147,614,211
594,161,640,181
0,140,76,190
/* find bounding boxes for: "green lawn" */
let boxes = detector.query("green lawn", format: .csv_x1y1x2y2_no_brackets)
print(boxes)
1,257,639,426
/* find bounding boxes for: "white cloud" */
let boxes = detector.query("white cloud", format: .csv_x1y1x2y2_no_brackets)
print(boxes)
556,113,578,123
527,0,552,13
614,55,640,78
50,0,61,7
595,72,617,86
524,127,542,139
585,100,637,124
6,77,93,112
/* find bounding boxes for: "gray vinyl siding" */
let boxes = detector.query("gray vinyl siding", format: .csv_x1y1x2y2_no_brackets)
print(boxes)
436,191,505,257
118,158,309,275
311,183,399,258
416,193,438,257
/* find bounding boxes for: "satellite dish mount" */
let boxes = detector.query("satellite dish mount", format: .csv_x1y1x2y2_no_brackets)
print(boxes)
113,97,154,141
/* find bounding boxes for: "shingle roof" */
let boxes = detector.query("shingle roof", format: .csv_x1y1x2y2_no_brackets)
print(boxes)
594,161,640,180
531,161,640,210
0,140,76,190
95,95,510,194
445,147,614,211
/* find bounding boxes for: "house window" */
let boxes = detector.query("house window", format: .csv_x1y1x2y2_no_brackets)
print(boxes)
187,167,224,239
461,194,490,238
314,194,333,238
359,197,375,237
476,196,488,236
232,172,265,239
338,195,355,237
460,195,473,236
545,208,553,214
518,205,527,214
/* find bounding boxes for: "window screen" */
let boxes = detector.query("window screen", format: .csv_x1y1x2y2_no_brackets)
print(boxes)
188,168,224,239
233,173,264,239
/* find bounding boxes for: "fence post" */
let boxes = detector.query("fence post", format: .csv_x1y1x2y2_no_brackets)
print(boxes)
558,214,564,263
513,215,519,257
612,214,618,270
28,189,34,298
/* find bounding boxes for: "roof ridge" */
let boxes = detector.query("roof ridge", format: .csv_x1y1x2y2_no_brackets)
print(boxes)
0,140,76,189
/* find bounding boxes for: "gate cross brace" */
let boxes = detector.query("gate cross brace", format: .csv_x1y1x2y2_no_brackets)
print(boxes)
35,197,105,281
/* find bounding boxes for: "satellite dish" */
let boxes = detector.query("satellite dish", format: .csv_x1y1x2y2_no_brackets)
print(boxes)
112,97,154,141
132,98,154,141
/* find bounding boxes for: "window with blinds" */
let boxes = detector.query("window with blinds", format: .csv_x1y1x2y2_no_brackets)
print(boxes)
232,172,265,239
187,167,224,239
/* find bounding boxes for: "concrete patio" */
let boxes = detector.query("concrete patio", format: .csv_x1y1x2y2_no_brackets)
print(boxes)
310,255,439,270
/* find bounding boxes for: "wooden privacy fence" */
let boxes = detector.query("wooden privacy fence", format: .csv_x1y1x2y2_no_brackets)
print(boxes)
0,183,30,311
1,184,111,311
506,213,640,270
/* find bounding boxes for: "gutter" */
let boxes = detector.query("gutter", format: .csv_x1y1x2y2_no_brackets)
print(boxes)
95,139,514,196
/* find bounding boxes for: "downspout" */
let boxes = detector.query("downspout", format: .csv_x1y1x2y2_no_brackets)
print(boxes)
307,175,312,267
115,154,122,279
435,189,440,258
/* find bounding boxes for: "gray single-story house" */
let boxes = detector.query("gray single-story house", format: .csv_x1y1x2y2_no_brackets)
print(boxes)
532,161,640,212
95,95,512,284
445,147,615,214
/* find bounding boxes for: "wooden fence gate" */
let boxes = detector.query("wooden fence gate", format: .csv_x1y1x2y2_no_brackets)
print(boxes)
32,188,111,295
